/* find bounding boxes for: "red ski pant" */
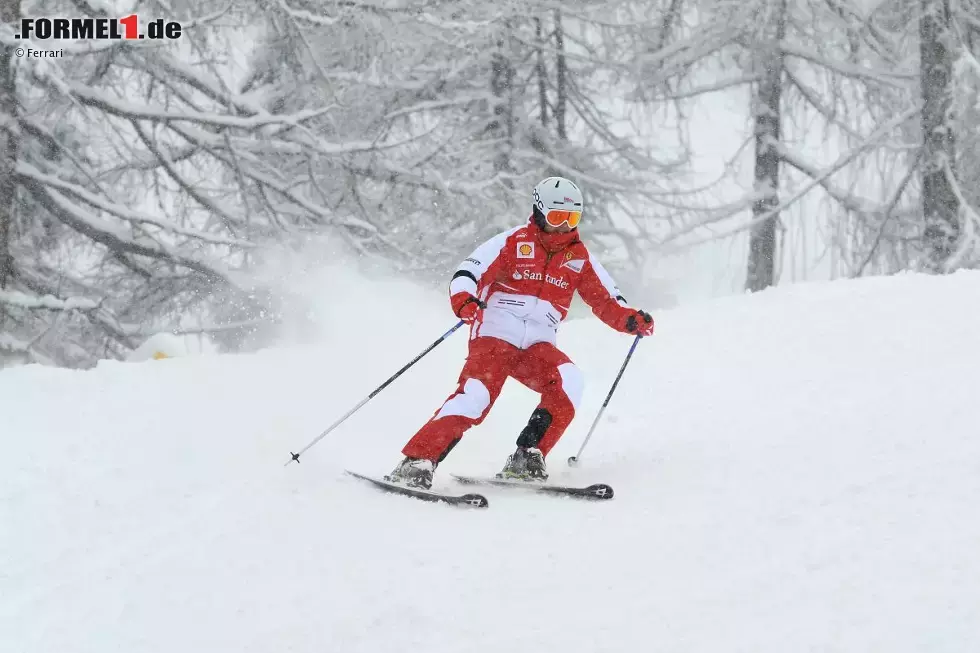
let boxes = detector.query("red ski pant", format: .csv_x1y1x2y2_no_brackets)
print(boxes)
402,336,584,462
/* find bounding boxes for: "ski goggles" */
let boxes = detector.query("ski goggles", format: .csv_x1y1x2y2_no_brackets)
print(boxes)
545,209,582,229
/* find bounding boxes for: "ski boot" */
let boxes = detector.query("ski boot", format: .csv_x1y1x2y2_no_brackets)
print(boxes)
496,446,549,482
384,457,435,490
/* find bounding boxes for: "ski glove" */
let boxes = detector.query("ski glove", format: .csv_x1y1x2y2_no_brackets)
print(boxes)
452,293,486,324
624,309,654,337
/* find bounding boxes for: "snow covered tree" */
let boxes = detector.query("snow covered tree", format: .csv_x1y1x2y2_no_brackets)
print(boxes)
257,0,688,287
846,0,980,274
951,9,980,267
919,0,960,269
643,0,939,289
4,0,975,368
2,0,30,365
745,0,788,292
1,0,422,366
0,0,16,289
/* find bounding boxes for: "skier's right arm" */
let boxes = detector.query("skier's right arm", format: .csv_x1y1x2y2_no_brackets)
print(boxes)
449,226,519,318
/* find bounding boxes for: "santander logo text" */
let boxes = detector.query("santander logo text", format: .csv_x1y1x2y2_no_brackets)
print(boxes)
521,269,569,289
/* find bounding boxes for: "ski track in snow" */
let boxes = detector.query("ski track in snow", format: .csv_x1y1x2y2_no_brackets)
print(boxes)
2,270,980,652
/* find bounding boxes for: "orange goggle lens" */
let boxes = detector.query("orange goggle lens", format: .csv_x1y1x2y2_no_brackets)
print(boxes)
545,210,581,228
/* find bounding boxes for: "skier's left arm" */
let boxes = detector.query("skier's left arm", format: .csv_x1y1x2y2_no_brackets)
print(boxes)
577,253,654,336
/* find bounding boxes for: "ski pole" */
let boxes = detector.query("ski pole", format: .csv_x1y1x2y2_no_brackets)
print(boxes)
285,320,466,466
567,334,643,467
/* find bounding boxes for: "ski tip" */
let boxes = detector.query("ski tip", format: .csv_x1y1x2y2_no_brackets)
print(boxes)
585,483,614,500
460,493,490,508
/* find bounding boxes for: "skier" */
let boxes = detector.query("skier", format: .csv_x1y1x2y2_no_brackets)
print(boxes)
386,177,654,490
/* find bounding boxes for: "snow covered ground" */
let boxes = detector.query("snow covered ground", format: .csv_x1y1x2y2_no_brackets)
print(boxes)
3,269,980,653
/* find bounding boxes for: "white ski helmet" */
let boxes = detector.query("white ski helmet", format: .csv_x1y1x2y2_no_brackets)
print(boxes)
532,177,583,229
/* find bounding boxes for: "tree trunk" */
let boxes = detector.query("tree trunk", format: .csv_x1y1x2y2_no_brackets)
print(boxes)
535,17,548,128
554,10,567,141
919,0,959,270
656,0,684,51
0,0,21,290
489,28,516,178
745,0,787,292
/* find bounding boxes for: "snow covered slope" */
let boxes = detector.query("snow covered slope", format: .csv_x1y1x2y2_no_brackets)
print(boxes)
3,270,980,653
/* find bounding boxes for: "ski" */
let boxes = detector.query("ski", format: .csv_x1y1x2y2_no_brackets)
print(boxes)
451,474,614,500
345,470,489,509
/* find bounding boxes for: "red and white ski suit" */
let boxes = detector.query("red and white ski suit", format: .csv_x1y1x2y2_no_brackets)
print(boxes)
401,218,642,463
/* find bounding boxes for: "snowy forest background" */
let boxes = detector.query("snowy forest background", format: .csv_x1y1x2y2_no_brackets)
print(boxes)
1,0,978,368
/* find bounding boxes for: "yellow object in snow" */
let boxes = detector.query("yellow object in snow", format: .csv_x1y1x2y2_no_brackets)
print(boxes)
152,351,169,360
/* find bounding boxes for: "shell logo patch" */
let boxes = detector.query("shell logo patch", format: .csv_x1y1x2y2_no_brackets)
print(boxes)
517,242,535,259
